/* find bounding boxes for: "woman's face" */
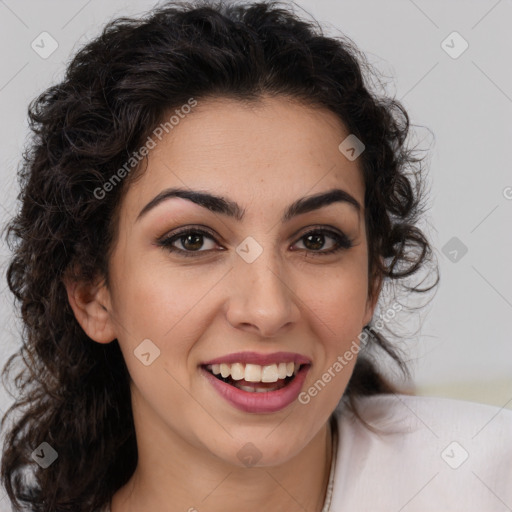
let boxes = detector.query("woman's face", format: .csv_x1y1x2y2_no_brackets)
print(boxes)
88,95,377,467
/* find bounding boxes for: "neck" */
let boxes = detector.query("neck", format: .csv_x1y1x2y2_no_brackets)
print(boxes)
111,394,335,512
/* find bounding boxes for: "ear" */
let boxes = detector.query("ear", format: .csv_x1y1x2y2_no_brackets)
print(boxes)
63,274,117,343
362,272,382,327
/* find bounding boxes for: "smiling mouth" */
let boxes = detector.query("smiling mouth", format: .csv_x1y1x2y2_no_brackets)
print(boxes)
202,363,306,393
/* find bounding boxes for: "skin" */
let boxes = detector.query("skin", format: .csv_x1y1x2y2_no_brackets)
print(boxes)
65,94,381,512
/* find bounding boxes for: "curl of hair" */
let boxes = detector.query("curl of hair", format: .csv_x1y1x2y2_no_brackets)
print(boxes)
1,1,438,510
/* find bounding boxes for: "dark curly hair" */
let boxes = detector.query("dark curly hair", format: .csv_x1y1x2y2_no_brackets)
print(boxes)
0,1,438,510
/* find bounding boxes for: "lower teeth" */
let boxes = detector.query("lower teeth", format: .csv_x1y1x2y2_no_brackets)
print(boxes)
231,377,292,393
235,384,281,393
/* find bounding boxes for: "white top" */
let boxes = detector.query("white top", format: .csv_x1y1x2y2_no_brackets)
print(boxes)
99,394,512,511
330,394,512,510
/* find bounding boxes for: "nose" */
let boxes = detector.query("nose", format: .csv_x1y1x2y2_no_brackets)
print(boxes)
224,243,301,338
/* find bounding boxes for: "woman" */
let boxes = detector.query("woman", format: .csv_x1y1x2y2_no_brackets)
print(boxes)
1,1,510,511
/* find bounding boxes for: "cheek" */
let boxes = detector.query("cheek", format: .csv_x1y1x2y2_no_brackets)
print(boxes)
109,259,223,353
298,259,369,327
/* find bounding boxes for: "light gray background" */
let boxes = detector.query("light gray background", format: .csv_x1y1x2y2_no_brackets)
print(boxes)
0,1,511,487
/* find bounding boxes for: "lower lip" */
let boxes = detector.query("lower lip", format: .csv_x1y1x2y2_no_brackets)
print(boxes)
201,365,311,413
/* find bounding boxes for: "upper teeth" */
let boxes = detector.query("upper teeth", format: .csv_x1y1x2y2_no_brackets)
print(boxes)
207,362,300,383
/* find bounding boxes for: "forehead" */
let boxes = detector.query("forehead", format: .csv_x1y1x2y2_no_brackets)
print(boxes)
123,95,365,220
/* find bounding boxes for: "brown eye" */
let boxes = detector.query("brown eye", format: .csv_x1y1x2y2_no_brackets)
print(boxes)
178,232,208,251
292,229,353,255
157,228,220,257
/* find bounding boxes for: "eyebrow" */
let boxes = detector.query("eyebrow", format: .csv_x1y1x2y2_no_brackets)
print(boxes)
136,186,361,223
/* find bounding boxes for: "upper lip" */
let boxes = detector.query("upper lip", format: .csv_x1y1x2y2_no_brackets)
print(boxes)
201,351,312,367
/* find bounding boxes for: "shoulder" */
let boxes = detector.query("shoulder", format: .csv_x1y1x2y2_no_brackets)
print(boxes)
330,394,512,511
343,393,512,436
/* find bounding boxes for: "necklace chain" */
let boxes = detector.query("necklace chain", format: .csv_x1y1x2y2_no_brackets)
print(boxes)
320,414,338,512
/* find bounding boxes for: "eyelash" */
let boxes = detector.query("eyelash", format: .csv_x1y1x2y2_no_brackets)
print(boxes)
156,225,353,258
